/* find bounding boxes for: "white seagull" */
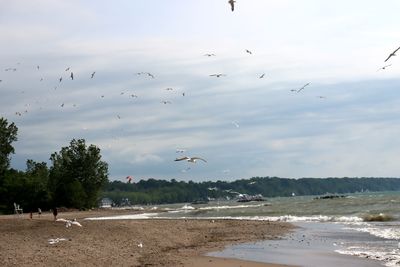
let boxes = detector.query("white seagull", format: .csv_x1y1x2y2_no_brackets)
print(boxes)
56,218,82,228
175,156,207,163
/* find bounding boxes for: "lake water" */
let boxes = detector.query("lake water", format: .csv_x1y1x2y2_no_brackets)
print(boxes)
87,191,400,266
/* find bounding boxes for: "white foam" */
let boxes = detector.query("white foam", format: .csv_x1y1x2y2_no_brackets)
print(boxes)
336,249,400,267
351,226,400,240
85,213,158,220
198,203,266,211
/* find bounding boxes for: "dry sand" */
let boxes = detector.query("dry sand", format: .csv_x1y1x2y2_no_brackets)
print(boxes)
0,209,294,267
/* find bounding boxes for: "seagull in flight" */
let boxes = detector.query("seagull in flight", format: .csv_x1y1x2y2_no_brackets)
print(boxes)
377,64,392,71
161,100,172,104
231,121,240,128
228,0,235,11
245,49,252,55
65,67,70,71
204,53,216,57
384,46,400,62
259,73,266,79
59,77,62,83
297,83,310,92
91,71,96,78
70,72,74,80
210,74,226,78
175,156,207,163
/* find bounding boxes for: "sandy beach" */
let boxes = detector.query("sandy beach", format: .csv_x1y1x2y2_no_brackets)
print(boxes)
0,210,294,267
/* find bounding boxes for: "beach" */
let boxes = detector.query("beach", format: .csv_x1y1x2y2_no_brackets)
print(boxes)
0,210,294,267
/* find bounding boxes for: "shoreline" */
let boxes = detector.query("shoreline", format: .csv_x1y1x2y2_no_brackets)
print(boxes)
0,210,295,266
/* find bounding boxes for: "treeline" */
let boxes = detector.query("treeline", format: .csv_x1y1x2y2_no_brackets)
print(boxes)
0,118,109,214
102,176,400,205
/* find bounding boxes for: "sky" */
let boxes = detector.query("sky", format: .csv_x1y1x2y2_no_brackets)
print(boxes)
1,0,400,182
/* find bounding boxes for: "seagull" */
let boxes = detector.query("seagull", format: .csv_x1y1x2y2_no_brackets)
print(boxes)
61,103,64,107
204,53,216,57
176,148,186,153
65,67,70,71
317,96,326,99
37,65,40,70
259,73,265,79
384,46,400,62
56,218,82,228
91,71,96,78
228,0,235,11
70,72,74,80
165,87,173,91
59,77,62,83
175,156,207,163
377,64,392,71
131,94,138,98
182,92,185,97
245,49,252,55
48,238,68,245
161,100,171,104
297,82,310,93
146,72,155,78
210,74,226,78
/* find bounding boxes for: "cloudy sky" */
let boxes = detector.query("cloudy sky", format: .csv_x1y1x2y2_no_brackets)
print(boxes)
2,0,400,182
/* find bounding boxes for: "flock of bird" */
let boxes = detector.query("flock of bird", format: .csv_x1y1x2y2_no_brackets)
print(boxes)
1,0,399,180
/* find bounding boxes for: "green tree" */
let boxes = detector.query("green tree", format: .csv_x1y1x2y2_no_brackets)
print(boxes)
0,118,18,175
49,139,109,209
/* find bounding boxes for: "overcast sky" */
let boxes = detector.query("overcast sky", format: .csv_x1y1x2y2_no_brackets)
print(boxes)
2,0,400,182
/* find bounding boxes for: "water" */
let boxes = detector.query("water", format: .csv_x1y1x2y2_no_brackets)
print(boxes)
87,191,400,266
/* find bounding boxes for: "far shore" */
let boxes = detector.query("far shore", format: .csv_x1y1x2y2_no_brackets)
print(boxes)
0,209,295,266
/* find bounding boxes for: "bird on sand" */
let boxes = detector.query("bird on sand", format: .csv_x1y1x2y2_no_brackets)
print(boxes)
91,71,96,78
56,218,82,228
297,83,310,92
48,238,68,245
175,156,207,163
384,46,400,62
228,0,235,11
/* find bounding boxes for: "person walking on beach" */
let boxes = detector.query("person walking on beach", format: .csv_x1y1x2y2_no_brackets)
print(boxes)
53,207,58,221
38,208,42,218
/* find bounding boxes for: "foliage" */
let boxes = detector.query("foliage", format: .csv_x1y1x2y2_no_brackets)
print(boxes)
48,139,109,209
102,177,400,205
0,118,18,175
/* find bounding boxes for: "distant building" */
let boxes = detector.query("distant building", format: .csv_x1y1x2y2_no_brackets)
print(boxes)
99,197,113,208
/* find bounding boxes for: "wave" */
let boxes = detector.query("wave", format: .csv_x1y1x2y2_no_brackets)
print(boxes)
197,203,266,211
350,225,400,240
362,213,394,222
335,248,400,267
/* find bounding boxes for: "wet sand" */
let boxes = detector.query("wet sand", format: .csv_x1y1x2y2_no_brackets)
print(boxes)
0,210,294,267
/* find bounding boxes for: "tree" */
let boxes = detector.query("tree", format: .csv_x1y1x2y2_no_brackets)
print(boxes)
49,139,109,209
0,118,18,175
